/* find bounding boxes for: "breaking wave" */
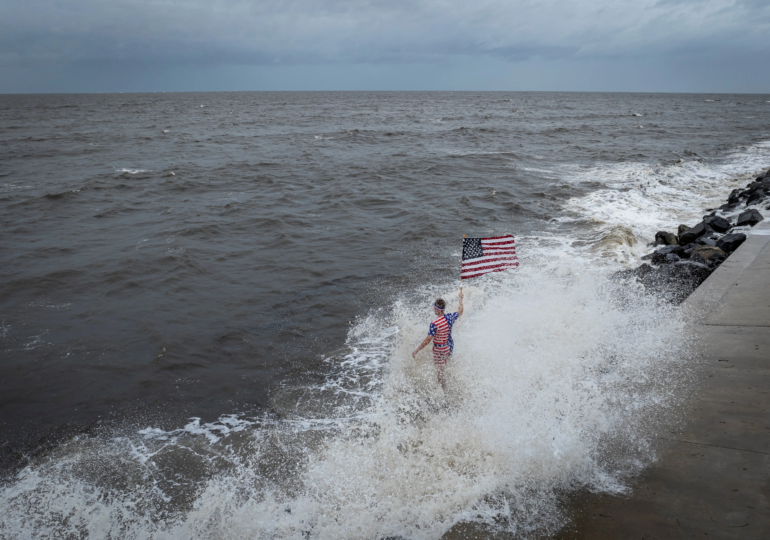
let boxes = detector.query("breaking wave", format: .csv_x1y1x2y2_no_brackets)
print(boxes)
563,139,770,264
5,134,769,538
0,249,695,539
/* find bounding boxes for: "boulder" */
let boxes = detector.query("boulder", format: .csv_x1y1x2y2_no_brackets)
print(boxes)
719,202,738,211
736,209,764,227
650,245,685,264
690,246,727,267
637,260,713,304
703,215,731,233
679,222,713,245
727,189,742,205
677,224,690,236
682,242,699,257
654,231,679,246
697,236,718,247
633,263,655,279
746,181,770,192
746,191,766,206
715,233,747,254
614,263,654,281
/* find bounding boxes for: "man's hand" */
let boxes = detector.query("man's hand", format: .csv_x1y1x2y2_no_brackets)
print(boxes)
413,335,433,358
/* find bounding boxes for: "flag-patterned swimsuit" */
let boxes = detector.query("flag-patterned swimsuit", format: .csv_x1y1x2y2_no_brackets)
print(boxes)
429,312,459,366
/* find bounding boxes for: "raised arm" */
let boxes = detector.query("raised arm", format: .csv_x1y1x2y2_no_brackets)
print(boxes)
457,289,464,317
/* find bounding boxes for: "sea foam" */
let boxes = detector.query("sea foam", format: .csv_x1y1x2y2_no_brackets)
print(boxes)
7,142,770,539
0,249,695,539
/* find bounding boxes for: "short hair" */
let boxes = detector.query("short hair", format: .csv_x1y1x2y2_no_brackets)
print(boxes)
435,298,446,310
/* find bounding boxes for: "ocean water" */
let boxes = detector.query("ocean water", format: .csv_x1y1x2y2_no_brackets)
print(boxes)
1,92,769,538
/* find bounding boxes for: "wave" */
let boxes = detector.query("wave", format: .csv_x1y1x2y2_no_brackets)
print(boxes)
5,140,768,539
561,139,770,264
0,247,696,538
117,168,151,175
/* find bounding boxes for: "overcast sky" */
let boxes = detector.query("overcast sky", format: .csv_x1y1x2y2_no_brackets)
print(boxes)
1,0,768,93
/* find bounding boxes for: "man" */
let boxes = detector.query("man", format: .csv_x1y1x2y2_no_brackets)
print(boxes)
412,290,464,389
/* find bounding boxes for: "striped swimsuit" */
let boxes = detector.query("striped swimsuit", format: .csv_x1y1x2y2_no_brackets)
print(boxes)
429,312,459,366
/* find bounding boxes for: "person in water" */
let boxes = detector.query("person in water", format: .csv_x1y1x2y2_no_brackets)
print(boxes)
412,290,464,389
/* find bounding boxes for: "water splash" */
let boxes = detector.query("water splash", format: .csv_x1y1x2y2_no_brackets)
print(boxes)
0,254,695,539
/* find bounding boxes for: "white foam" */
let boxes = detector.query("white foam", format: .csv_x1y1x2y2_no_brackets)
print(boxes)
117,168,150,174
6,141,768,538
0,253,697,538
561,139,770,264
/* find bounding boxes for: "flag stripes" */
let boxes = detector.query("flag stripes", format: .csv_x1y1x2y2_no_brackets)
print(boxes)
461,235,518,279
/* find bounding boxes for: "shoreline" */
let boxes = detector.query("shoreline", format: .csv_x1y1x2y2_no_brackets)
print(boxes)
615,167,769,304
443,167,770,540
556,218,770,539
554,169,770,538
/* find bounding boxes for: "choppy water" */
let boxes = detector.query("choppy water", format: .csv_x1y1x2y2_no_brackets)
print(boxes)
1,92,769,538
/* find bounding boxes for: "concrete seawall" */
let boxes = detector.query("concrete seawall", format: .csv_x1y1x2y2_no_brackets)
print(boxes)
559,220,770,538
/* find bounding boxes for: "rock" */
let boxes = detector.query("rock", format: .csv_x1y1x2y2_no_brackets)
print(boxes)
682,242,699,257
679,222,713,245
633,263,655,279
703,215,731,233
736,209,764,227
664,244,685,256
665,253,681,263
690,246,727,267
746,181,770,192
746,191,766,206
715,233,747,254
637,260,713,304
727,189,742,205
697,236,718,247
614,263,654,281
654,231,679,246
718,202,738,211
650,245,685,264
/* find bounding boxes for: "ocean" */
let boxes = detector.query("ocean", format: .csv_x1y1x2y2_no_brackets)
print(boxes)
1,91,769,538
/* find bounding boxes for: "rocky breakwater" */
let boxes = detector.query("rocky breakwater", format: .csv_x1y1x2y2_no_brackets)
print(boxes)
617,168,770,303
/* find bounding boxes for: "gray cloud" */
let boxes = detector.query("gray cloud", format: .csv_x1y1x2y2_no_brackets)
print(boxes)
2,0,768,64
0,0,768,91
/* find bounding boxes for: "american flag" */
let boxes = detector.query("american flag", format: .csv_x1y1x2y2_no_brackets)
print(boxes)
461,235,519,279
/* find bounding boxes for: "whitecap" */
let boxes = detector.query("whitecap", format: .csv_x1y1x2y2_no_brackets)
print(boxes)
561,139,770,263
0,254,697,538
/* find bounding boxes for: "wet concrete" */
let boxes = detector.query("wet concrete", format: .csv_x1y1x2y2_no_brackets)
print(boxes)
557,221,770,539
